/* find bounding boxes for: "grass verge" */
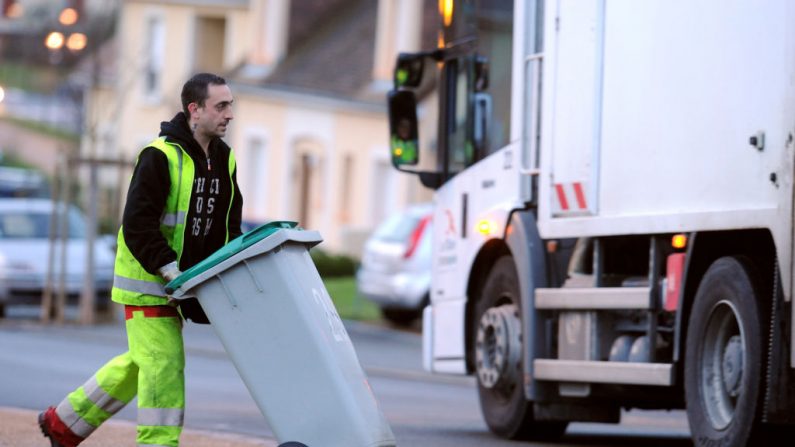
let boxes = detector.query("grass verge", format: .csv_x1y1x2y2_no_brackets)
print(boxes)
323,276,381,322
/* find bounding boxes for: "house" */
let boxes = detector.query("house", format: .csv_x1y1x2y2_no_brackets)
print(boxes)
99,0,438,256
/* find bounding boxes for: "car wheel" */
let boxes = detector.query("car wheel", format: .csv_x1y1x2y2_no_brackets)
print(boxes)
473,255,567,440
0,303,5,318
382,308,420,327
685,256,765,447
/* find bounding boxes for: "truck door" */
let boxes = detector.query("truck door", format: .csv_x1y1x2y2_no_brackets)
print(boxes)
541,0,605,219
430,0,518,370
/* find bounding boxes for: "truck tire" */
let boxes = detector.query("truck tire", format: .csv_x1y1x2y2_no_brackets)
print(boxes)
473,256,567,440
685,256,765,447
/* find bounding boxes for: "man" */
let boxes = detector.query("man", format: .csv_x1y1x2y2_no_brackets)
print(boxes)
38,73,243,447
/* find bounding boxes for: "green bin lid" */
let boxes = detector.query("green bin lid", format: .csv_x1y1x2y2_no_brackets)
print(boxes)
165,220,298,294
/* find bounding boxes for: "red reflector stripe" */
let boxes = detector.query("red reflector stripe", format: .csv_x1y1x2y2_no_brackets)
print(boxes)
664,253,687,311
554,184,569,211
572,182,587,209
404,215,431,258
124,305,180,320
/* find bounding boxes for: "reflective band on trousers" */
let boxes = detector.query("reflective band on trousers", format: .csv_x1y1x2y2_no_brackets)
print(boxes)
114,275,166,297
139,444,175,447
55,400,96,438
137,407,184,427
83,375,127,414
160,211,187,227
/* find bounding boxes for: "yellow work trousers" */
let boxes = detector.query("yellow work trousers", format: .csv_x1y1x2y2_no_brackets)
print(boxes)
54,306,185,446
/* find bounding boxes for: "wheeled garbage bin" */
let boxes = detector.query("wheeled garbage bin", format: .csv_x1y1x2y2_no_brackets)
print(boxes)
165,221,396,447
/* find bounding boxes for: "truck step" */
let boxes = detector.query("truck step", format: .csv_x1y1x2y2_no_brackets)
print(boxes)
533,359,673,386
535,287,651,309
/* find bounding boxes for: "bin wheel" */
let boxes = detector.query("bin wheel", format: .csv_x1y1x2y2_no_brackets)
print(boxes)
473,255,567,440
685,256,765,447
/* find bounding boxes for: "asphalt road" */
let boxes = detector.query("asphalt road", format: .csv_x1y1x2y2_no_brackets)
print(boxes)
0,305,692,446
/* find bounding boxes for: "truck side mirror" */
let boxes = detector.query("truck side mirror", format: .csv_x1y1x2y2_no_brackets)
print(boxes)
474,55,489,92
394,53,425,88
388,89,420,166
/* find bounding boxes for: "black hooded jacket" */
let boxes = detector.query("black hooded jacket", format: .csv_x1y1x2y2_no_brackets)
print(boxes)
122,113,243,320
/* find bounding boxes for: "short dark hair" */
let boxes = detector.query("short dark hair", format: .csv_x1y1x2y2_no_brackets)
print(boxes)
181,73,227,118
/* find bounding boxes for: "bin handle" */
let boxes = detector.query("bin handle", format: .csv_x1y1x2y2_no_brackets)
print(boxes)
242,221,298,245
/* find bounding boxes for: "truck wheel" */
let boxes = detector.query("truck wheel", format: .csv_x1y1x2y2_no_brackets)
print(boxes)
473,256,567,440
685,256,764,447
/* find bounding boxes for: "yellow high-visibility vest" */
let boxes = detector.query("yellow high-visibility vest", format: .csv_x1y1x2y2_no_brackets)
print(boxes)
111,137,236,305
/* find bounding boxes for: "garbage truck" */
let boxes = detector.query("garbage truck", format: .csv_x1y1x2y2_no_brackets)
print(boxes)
387,0,795,445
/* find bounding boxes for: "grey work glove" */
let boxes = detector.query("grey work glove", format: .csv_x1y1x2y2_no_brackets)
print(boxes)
157,261,182,307
157,261,182,282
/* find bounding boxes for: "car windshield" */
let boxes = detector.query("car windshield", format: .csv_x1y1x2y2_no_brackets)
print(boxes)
373,211,426,243
0,208,86,239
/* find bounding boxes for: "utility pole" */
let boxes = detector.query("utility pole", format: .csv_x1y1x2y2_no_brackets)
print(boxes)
40,152,65,323
78,161,98,324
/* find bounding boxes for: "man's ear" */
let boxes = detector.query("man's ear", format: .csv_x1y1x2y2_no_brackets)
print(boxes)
187,102,200,117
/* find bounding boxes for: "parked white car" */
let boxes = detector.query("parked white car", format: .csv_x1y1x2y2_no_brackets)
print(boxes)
356,203,432,326
0,198,115,317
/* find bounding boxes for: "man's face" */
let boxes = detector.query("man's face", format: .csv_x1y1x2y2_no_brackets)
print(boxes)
192,83,234,139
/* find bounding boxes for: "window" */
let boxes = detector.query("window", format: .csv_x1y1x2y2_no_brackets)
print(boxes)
370,157,398,226
194,16,226,72
441,0,514,178
0,208,86,239
475,0,513,154
338,154,353,223
290,139,325,229
144,15,165,98
246,136,267,215
445,59,474,176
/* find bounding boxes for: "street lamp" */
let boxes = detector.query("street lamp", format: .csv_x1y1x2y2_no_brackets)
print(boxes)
59,7,79,26
45,31,65,50
66,32,87,52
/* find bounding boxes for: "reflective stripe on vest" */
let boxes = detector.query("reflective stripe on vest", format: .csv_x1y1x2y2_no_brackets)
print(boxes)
137,407,184,427
114,275,167,297
225,151,236,244
160,211,187,227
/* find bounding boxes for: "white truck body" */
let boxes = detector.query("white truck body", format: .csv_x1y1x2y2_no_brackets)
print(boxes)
426,0,795,374
539,0,795,279
390,0,795,443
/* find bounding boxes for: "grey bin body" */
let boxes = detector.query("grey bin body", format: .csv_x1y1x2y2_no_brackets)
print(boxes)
169,229,396,447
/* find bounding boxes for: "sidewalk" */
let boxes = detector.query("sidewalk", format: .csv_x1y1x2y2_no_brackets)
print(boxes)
0,407,276,447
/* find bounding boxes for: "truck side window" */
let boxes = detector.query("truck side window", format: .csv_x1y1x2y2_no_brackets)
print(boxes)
443,0,514,180
446,58,475,176
475,0,513,156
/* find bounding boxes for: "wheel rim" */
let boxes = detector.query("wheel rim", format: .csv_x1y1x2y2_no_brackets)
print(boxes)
475,303,522,397
700,300,745,430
